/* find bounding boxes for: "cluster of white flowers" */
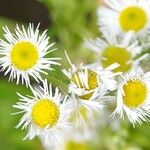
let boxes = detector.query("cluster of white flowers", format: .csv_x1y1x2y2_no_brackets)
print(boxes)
0,0,150,148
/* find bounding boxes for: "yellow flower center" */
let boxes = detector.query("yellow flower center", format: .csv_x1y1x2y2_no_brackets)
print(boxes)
10,41,38,70
66,141,88,150
101,46,132,72
72,70,98,100
119,6,147,31
32,99,60,128
123,79,147,108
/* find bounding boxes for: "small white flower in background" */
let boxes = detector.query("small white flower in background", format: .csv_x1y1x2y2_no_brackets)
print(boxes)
0,24,60,87
112,67,150,126
98,0,150,38
59,139,88,150
62,52,118,125
54,126,92,150
57,133,89,150
13,80,72,145
84,31,147,73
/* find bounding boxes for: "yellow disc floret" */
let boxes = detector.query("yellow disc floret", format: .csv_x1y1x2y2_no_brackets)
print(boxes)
72,70,98,100
119,6,147,31
123,79,147,108
32,99,60,128
101,46,132,72
11,41,38,70
66,141,88,150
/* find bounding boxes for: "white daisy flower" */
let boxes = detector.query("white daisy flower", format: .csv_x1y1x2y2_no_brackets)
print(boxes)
54,124,92,150
57,132,90,150
84,31,147,73
0,24,60,87
41,120,92,150
112,67,150,126
98,0,150,37
62,52,117,118
13,80,72,145
69,103,109,131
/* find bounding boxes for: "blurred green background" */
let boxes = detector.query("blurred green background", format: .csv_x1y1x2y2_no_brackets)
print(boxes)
0,0,150,150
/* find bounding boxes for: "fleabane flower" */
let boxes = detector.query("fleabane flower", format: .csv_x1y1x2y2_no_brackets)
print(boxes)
62,52,117,114
13,80,72,144
42,120,92,150
0,24,60,87
84,32,146,73
55,123,92,150
58,133,89,150
112,67,150,126
98,0,150,38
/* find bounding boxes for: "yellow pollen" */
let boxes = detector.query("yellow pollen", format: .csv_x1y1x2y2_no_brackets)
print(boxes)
123,79,147,108
10,41,38,70
66,141,88,150
32,99,60,128
72,70,98,100
101,46,132,73
119,6,147,31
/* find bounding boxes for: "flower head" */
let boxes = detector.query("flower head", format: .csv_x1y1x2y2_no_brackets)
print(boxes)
62,52,117,125
84,32,146,73
112,67,150,126
13,80,72,144
98,0,150,37
0,24,60,87
54,122,92,150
